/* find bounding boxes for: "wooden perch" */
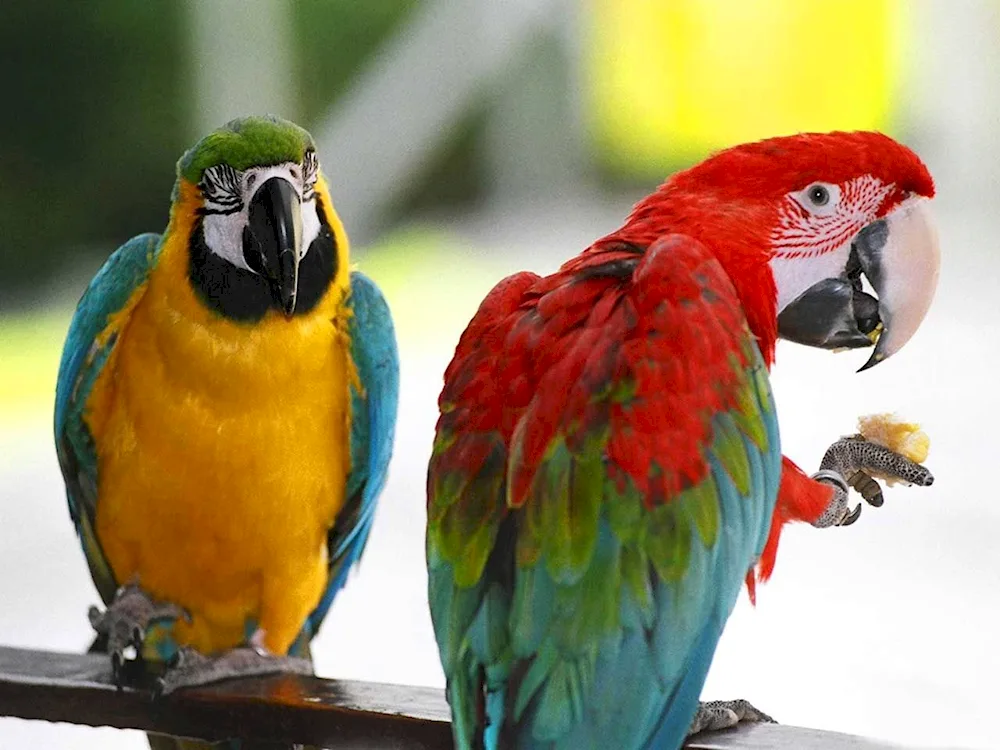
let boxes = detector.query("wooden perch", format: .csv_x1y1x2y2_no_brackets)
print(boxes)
0,646,903,749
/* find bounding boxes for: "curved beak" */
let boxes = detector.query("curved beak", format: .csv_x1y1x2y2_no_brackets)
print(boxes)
247,176,302,317
776,277,877,351
776,197,940,371
855,198,940,371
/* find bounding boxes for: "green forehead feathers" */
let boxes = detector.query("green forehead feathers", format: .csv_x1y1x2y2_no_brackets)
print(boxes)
177,115,316,184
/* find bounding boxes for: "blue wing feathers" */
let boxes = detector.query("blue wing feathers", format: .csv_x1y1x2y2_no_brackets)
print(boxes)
307,270,399,633
55,244,399,650
643,617,726,750
429,237,785,750
54,233,161,603
55,233,160,453
459,361,781,750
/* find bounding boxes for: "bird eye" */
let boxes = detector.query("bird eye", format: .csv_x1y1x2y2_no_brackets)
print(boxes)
807,184,829,206
246,173,256,188
289,168,299,180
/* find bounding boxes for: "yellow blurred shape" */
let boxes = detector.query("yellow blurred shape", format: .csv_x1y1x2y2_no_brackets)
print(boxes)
0,311,68,425
586,0,904,176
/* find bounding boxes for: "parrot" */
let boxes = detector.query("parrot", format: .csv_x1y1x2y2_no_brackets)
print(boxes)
54,115,399,748
426,131,939,750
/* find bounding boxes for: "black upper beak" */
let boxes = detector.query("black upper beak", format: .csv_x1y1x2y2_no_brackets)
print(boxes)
247,176,302,317
776,221,888,356
776,274,878,352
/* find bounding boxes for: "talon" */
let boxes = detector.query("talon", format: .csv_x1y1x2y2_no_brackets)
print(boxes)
848,470,884,507
88,605,104,631
689,698,775,737
111,652,125,690
87,584,186,688
815,433,934,526
839,504,862,526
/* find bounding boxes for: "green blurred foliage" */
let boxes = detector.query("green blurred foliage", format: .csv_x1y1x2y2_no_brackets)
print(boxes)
0,0,188,299
294,1,487,221
292,1,421,124
291,1,489,221
0,1,423,304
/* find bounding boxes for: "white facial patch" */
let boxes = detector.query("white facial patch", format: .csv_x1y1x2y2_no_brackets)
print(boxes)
769,175,895,313
199,154,323,271
770,244,853,313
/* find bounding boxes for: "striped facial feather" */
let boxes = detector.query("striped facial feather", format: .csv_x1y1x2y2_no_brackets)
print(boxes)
196,157,323,273
302,150,319,201
199,155,321,215
200,163,243,213
770,175,894,260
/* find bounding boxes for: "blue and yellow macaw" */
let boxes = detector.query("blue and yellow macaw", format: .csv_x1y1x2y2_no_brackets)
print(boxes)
54,115,399,745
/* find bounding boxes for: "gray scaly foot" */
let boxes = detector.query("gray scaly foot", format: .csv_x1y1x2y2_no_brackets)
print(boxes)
88,582,187,687
812,435,934,528
688,699,776,736
157,645,314,695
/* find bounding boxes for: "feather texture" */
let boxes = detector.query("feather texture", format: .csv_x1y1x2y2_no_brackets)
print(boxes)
55,232,162,604
55,116,400,750
427,235,781,750
427,130,939,750
308,271,400,635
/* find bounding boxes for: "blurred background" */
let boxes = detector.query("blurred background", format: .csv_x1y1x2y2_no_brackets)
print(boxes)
1,0,997,747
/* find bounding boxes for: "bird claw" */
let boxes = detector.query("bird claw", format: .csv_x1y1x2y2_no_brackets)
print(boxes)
88,582,188,688
688,698,776,736
812,435,934,529
155,645,313,696
839,502,863,526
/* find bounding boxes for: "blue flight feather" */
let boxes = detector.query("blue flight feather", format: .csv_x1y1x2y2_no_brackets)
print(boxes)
307,270,400,633
427,235,783,750
54,232,162,604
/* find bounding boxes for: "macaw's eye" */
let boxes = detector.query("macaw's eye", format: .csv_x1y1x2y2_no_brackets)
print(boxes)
246,173,256,188
791,181,840,214
289,167,299,180
807,184,830,206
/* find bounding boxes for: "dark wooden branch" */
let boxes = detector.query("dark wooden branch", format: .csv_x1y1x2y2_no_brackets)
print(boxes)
0,646,901,749
0,646,449,749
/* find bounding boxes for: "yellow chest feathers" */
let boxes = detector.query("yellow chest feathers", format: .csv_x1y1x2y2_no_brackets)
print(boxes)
85,243,355,655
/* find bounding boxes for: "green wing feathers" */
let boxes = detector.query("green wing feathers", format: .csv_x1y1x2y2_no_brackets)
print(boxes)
427,237,781,750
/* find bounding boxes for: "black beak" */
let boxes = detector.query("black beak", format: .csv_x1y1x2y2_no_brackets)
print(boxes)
247,177,302,317
776,271,880,352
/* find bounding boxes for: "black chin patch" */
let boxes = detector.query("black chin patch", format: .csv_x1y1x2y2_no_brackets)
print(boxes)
777,277,874,350
189,225,272,322
189,196,338,322
296,196,337,315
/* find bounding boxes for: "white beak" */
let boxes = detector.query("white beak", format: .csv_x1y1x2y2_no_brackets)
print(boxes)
856,197,941,371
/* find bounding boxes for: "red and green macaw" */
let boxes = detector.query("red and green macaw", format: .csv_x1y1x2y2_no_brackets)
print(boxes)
426,131,939,750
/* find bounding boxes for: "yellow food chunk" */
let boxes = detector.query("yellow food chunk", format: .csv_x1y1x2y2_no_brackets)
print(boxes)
857,413,930,464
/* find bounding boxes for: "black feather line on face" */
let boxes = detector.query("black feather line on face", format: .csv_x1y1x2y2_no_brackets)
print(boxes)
188,195,338,322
